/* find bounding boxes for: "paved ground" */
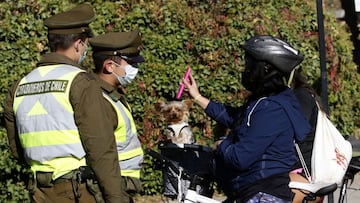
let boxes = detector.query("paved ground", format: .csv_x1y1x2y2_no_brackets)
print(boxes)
348,136,360,156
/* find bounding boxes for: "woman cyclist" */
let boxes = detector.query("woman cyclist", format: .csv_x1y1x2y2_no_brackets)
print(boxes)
184,35,310,203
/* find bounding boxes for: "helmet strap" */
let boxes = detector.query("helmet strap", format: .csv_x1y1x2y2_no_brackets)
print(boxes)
287,69,296,87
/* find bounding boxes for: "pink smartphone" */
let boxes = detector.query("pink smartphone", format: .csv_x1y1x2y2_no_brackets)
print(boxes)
176,66,191,99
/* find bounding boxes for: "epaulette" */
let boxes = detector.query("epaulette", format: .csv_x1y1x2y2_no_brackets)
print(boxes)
81,72,96,81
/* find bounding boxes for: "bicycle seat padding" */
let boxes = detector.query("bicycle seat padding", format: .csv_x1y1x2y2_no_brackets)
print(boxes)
289,181,337,196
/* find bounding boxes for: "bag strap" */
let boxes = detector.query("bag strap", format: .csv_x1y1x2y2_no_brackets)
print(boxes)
315,100,322,111
294,142,311,181
294,100,322,182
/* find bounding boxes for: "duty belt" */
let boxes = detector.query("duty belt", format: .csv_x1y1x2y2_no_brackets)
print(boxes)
36,166,95,187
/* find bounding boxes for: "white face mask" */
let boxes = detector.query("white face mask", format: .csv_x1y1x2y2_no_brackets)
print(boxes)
112,62,138,86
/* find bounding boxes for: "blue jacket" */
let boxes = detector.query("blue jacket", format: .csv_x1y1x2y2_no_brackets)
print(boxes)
205,88,310,195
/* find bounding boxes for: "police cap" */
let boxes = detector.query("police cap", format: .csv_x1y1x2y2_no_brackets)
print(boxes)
44,3,95,35
89,30,145,63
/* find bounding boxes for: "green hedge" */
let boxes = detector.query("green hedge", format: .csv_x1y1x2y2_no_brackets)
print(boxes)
1,0,359,201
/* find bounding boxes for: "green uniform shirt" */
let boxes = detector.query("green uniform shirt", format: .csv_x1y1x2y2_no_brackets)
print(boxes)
4,53,131,203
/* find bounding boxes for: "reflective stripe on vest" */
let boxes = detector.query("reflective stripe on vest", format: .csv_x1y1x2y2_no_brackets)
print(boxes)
13,64,86,179
103,93,144,178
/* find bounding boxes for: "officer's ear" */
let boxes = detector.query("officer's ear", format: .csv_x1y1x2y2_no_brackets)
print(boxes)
74,39,82,53
103,59,115,74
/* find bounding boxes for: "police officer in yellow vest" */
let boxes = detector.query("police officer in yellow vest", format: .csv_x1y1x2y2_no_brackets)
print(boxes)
89,30,145,200
4,3,131,203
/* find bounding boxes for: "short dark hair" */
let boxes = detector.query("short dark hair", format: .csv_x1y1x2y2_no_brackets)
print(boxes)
48,28,92,52
92,52,121,73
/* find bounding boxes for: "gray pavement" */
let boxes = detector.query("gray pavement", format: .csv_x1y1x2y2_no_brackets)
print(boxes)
348,136,360,155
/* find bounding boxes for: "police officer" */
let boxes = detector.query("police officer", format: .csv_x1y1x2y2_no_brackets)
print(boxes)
89,30,145,200
4,3,130,203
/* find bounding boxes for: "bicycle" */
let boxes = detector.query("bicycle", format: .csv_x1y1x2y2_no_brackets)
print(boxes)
145,143,220,203
146,144,360,203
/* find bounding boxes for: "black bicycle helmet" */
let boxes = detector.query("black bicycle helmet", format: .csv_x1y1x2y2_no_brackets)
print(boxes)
242,35,304,74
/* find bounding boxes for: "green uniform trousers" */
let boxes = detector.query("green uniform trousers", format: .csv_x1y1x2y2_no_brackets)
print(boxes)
32,180,96,203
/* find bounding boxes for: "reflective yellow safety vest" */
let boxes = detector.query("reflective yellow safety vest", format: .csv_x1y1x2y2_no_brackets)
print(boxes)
103,93,144,179
13,65,86,180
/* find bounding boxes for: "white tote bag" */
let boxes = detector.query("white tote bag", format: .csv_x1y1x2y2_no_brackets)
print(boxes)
311,107,352,184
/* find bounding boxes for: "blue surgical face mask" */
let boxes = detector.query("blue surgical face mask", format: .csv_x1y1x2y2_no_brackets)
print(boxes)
78,41,88,64
112,62,139,86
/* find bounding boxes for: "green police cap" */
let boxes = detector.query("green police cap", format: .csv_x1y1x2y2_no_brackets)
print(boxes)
44,3,95,35
90,29,144,63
